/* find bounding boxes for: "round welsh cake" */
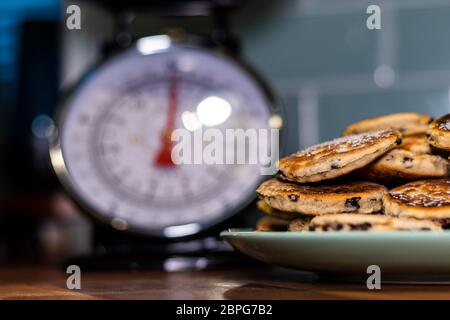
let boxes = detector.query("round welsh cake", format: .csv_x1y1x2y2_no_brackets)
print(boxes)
383,179,450,228
278,130,401,183
342,113,431,136
256,178,387,216
307,214,441,232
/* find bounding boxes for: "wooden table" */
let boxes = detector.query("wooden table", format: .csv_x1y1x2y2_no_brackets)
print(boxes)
1,266,450,299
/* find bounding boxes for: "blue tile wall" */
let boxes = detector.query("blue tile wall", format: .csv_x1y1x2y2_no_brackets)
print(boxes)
235,0,450,149
237,12,377,78
397,6,450,73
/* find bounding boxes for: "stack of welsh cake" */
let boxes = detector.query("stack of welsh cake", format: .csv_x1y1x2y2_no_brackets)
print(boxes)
256,112,450,232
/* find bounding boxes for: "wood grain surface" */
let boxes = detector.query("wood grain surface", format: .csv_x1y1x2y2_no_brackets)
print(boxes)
1,266,450,300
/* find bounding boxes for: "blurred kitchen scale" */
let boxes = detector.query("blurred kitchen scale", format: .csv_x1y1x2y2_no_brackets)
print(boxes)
50,0,282,270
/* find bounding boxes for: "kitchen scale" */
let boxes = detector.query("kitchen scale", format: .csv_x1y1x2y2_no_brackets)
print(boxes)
50,0,282,269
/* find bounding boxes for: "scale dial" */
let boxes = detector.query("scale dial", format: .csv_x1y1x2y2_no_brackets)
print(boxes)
51,36,278,238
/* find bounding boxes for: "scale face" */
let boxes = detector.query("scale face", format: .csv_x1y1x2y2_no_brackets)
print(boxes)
51,35,279,238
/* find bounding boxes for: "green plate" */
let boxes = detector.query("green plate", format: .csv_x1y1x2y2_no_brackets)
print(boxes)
221,230,450,278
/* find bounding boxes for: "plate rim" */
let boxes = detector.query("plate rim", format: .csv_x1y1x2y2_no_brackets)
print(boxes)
220,229,450,239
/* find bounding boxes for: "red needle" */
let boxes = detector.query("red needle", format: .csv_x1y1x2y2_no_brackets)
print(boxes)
154,71,178,167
